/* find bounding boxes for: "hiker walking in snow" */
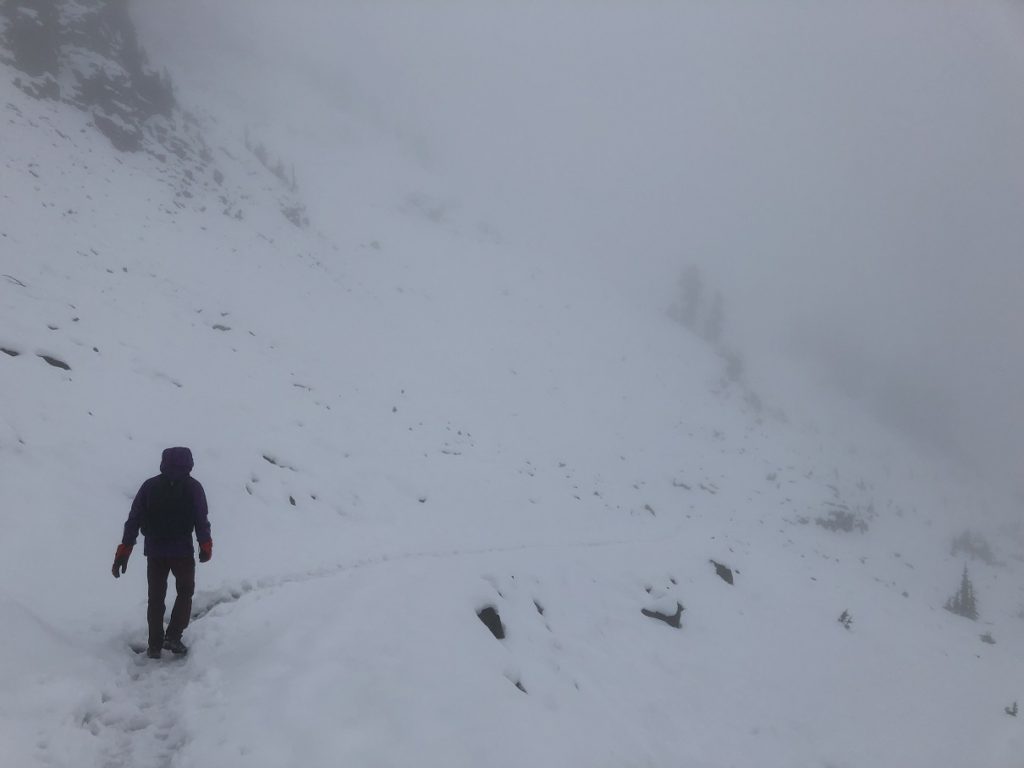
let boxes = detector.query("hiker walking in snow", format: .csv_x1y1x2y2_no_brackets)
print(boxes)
111,447,213,659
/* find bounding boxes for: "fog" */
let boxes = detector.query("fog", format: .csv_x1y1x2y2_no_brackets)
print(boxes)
134,0,1024,489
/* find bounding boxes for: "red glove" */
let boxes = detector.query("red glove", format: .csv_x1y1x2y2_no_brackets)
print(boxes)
111,544,132,578
199,540,213,563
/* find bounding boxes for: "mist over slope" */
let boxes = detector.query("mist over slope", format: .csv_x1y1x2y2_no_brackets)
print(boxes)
2,2,1024,766
132,0,1024,484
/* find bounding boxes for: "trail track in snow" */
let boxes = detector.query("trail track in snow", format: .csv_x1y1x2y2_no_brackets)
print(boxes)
189,531,687,622
79,650,191,768
81,532,686,767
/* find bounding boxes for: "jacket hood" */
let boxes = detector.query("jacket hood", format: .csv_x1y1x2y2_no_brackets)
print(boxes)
160,446,194,477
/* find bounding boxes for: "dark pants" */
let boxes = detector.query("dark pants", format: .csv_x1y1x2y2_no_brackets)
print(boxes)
147,556,195,649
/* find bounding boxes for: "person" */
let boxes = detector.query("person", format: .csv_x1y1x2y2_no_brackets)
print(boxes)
112,446,213,658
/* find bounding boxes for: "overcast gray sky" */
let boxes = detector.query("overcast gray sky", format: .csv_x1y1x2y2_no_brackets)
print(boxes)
135,0,1024,490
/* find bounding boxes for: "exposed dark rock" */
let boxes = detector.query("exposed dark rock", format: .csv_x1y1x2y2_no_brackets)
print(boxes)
641,602,684,629
262,454,298,471
1,347,20,357
93,111,142,152
38,353,70,370
477,606,505,640
2,0,60,78
710,559,734,585
3,1,314,246
65,2,174,120
1,1,173,122
0,0,308,224
14,73,60,99
0,0,228,215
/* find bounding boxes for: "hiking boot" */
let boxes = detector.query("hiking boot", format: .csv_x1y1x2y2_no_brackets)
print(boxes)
146,647,162,659
163,637,188,656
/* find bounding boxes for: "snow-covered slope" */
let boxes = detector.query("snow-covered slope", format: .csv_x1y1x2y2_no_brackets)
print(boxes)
2,3,1023,767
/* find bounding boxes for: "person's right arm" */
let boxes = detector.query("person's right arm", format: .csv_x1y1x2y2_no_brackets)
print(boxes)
121,480,148,546
112,481,147,578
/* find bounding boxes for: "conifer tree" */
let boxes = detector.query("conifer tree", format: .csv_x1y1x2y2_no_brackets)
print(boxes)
944,565,979,621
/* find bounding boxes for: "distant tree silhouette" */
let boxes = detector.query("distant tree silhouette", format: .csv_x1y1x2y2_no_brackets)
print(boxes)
723,348,745,382
951,530,997,566
667,264,751,387
704,291,724,344
674,265,703,330
944,566,978,621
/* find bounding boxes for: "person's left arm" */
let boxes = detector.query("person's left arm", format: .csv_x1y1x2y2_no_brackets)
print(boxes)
193,479,213,562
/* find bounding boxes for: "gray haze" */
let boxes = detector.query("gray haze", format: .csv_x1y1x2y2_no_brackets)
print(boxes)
134,0,1024,491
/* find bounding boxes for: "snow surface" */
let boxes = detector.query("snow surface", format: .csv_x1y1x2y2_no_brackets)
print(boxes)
2,13,1024,768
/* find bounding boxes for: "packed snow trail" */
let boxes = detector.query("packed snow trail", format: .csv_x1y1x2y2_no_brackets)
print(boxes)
55,535,672,768
189,531,689,621
81,647,191,768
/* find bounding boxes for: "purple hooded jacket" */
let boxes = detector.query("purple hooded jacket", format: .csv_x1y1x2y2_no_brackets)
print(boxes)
122,447,212,558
